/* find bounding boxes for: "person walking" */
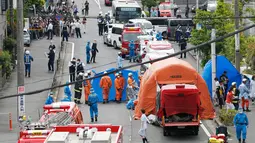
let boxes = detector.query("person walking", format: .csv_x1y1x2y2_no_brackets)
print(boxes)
117,52,124,68
47,47,55,71
90,40,99,63
173,2,178,17
47,22,53,40
76,59,85,75
88,88,98,122
179,36,187,59
69,58,76,82
24,50,34,77
74,72,83,104
129,40,135,62
86,41,91,64
74,20,82,38
139,109,150,143
233,107,249,143
62,24,69,41
82,17,87,34
85,0,89,16
83,73,91,104
250,75,255,104
100,71,112,103
114,73,122,103
232,82,240,110
239,78,251,112
185,5,190,18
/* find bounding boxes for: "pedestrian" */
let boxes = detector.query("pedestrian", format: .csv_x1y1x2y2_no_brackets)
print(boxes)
179,36,187,59
185,5,190,18
76,59,85,75
47,47,55,71
49,41,56,52
175,24,182,42
62,24,69,41
214,77,220,105
85,0,89,16
226,87,235,111
90,40,99,63
119,71,125,99
220,71,229,95
127,73,138,99
233,107,249,143
83,73,91,104
74,72,83,104
24,50,34,77
216,80,225,109
114,73,122,103
176,7,182,18
86,41,91,64
173,2,178,17
239,78,251,112
185,25,191,38
138,109,150,143
129,40,135,62
69,58,76,82
250,75,255,104
82,17,87,34
88,88,98,122
100,71,112,103
156,32,163,41
74,20,82,38
97,12,104,36
232,82,240,110
117,52,124,68
47,22,53,40
73,5,78,16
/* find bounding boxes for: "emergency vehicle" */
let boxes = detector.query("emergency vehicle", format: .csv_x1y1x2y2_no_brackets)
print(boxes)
18,124,123,143
140,52,168,72
145,41,174,55
120,27,143,58
158,2,172,17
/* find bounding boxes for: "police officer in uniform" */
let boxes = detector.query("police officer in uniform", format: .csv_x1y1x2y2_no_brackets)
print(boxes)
76,59,85,75
97,12,104,36
74,72,83,104
24,50,34,77
179,36,187,58
69,58,76,82
175,24,182,43
47,48,55,71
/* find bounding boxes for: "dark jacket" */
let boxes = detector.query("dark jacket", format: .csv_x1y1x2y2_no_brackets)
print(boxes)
74,75,83,90
179,38,187,50
76,63,84,74
48,50,55,61
69,61,76,74
91,43,99,54
49,45,56,50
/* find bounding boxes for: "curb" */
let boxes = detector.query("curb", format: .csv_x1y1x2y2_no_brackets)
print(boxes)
214,117,232,137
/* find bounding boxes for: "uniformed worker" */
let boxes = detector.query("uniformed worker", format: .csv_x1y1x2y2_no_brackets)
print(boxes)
97,12,104,36
74,72,83,104
88,88,99,122
100,71,112,103
139,70,145,87
233,107,249,143
83,73,91,104
24,50,34,77
114,73,122,103
232,82,240,110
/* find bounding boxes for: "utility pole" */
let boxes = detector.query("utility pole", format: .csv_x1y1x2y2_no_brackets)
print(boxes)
235,0,240,72
211,29,216,102
196,0,200,73
196,0,199,9
16,0,25,138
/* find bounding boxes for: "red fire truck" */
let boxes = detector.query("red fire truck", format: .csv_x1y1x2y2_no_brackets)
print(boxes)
18,124,123,143
120,27,143,58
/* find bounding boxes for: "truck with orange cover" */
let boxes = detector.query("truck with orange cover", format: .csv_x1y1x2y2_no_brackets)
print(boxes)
134,57,215,136
18,124,123,143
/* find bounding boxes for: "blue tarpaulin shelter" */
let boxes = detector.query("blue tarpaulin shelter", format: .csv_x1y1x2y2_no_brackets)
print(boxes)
91,68,139,102
202,55,242,98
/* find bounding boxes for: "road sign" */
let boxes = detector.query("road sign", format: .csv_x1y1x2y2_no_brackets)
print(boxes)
55,14,63,21
18,86,25,116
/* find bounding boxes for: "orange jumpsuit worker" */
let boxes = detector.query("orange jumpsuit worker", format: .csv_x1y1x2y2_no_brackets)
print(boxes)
119,71,125,100
83,73,91,104
100,71,112,103
138,70,144,87
114,73,122,103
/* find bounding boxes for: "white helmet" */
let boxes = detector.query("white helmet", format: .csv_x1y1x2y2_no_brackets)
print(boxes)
84,73,88,77
128,73,132,76
141,70,145,74
25,50,30,54
104,71,107,74
115,73,119,77
118,52,121,55
87,70,91,73
99,11,102,15
79,72,84,76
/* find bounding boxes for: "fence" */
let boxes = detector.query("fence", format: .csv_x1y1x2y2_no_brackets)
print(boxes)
0,113,13,131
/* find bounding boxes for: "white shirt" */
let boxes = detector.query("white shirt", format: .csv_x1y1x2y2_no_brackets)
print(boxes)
140,114,148,130
48,23,53,30
74,22,80,28
251,80,255,98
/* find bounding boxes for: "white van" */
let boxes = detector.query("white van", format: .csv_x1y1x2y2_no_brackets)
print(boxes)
103,24,124,48
140,52,169,72
128,19,153,35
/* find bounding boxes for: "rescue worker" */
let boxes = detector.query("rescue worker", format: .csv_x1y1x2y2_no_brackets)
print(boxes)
226,87,235,110
86,41,91,64
232,82,240,110
76,59,84,75
129,40,135,63
220,71,229,95
24,50,34,77
100,71,112,103
47,47,55,72
127,73,138,99
117,52,124,68
97,12,104,36
61,82,72,102
83,73,91,104
233,107,249,143
45,92,54,105
85,0,89,16
114,73,122,103
139,70,144,87
156,32,163,41
239,78,251,112
175,24,182,43
179,36,187,59
90,40,99,63
62,23,69,41
88,88,98,122
74,72,83,104
185,25,191,38
251,75,255,104
87,70,93,84
119,71,125,99
69,58,76,82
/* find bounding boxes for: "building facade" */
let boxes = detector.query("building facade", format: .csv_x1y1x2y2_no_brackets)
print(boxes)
0,0,7,50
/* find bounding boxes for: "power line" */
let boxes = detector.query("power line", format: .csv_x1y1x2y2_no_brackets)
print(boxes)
0,24,254,100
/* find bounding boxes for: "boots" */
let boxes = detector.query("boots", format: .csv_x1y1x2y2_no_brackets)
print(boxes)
25,71,27,77
243,139,246,143
91,118,94,122
28,72,30,77
238,139,241,143
95,116,98,122
85,101,88,104
246,108,251,112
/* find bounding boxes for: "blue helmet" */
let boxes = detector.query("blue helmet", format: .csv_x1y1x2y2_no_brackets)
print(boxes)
90,88,94,93
130,40,134,43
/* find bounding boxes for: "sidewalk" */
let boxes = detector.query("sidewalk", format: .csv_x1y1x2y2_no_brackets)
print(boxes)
0,39,60,143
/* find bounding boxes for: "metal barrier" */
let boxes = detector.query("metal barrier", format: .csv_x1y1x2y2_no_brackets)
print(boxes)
0,112,13,131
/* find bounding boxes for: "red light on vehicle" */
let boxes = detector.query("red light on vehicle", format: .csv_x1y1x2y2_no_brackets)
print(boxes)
124,27,140,31
176,85,185,88
43,104,70,110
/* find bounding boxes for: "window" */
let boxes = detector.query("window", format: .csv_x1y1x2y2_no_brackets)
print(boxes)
143,23,153,29
112,27,123,35
147,19,168,26
123,33,140,41
169,20,194,26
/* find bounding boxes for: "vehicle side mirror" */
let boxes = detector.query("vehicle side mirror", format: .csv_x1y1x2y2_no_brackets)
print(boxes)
119,37,121,42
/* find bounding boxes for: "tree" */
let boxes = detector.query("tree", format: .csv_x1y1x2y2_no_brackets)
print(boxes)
24,0,45,17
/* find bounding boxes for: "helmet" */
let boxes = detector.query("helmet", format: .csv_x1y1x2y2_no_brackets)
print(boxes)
128,73,132,76
25,50,30,54
118,52,121,55
232,82,236,86
115,73,119,77
140,70,145,74
104,71,107,74
84,73,88,77
87,70,91,73
90,88,94,93
99,11,102,15
79,72,84,76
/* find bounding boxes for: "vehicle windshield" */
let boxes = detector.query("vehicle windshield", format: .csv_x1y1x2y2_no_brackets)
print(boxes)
143,23,153,29
159,4,171,10
123,33,140,41
116,7,141,22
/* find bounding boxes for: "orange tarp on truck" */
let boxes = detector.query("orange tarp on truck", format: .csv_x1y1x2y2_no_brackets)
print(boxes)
134,57,215,120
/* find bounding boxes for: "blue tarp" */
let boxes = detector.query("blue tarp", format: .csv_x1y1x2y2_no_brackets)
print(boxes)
91,68,139,102
202,55,242,98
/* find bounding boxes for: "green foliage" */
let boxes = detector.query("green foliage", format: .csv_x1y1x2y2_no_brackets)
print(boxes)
0,51,12,78
144,11,150,17
219,109,237,126
244,36,255,70
3,37,16,53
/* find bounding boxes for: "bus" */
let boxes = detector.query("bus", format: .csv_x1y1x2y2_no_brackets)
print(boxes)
112,0,142,23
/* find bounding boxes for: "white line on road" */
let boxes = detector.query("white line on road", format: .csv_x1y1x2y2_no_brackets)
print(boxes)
200,121,211,137
93,0,101,10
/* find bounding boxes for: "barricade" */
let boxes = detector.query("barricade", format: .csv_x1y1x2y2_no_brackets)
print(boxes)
0,112,13,131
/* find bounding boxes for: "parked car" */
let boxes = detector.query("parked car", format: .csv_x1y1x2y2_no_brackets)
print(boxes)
105,0,112,6
24,29,31,47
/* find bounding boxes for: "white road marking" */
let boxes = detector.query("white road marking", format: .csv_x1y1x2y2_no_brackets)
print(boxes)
93,0,101,10
200,121,211,137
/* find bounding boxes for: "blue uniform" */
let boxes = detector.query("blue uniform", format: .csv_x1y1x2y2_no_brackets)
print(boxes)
156,32,163,41
129,40,135,62
24,54,33,73
88,92,98,118
86,42,91,64
45,95,54,105
126,99,134,110
233,112,249,140
61,83,72,102
117,55,124,68
185,27,191,38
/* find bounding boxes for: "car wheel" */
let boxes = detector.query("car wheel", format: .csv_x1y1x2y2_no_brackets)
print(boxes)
113,41,118,49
